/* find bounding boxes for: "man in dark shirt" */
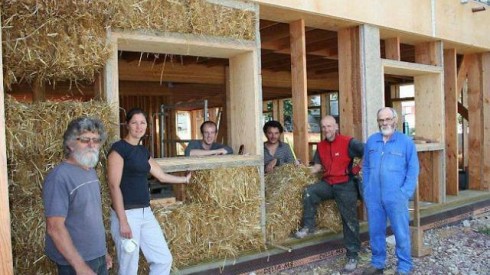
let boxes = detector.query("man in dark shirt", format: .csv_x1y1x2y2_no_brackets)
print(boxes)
184,121,233,156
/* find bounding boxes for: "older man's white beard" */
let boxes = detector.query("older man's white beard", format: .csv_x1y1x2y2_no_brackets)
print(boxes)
380,125,395,136
73,148,100,168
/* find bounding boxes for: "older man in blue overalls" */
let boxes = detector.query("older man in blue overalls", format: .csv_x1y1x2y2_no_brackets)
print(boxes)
362,107,419,275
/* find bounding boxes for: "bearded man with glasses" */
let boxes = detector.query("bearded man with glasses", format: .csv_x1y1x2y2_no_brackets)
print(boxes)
362,107,419,275
43,117,112,275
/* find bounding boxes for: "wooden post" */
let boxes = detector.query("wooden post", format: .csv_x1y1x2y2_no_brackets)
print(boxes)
338,26,361,138
0,15,14,273
390,85,403,132
415,41,443,66
384,37,401,61
320,93,330,141
32,77,46,102
229,50,262,155
444,49,459,195
339,25,382,141
410,185,432,257
93,72,104,101
289,19,309,163
482,53,490,191
103,31,120,139
466,54,483,190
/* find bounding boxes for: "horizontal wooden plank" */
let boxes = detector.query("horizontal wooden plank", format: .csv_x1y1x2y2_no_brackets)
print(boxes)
416,143,445,152
154,155,263,172
382,59,443,76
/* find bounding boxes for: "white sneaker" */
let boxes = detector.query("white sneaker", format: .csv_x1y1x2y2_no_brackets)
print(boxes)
294,227,314,239
343,258,358,272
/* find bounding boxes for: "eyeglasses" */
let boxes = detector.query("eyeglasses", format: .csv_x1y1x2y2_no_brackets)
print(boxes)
377,117,394,124
77,137,102,144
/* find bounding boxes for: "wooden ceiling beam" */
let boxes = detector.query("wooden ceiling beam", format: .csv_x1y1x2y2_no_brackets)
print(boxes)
119,58,338,90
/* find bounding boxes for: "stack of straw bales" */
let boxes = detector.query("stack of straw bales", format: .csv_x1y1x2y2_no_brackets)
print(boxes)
1,0,256,88
154,166,264,270
265,164,342,244
5,95,118,274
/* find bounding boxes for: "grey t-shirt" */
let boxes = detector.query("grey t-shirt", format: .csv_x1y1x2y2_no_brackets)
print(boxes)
264,141,295,168
43,161,106,265
184,140,233,156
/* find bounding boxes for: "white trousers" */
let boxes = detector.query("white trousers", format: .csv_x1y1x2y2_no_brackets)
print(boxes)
110,207,172,275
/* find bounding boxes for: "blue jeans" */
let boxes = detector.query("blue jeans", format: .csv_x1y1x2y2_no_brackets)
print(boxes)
57,255,107,275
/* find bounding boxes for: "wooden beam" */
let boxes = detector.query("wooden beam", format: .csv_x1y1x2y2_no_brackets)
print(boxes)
415,41,443,66
457,101,469,121
444,49,459,195
289,19,309,163
229,50,262,155
119,59,338,90
457,55,469,98
0,16,14,273
338,26,362,138
384,37,401,61
482,53,490,191
103,32,120,138
466,54,482,190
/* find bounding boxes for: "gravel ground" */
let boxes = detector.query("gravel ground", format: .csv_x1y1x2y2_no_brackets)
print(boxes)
276,212,490,275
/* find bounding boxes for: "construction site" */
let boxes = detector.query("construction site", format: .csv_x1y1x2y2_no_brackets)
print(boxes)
1,0,489,274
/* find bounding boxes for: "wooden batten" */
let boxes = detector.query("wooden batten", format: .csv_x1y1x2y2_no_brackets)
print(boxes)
289,19,309,162
444,49,459,195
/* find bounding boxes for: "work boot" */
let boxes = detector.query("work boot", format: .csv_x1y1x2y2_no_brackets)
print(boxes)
294,227,315,239
362,265,384,275
343,258,358,272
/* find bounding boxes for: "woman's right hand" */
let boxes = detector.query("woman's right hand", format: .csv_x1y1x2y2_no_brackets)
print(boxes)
120,221,132,239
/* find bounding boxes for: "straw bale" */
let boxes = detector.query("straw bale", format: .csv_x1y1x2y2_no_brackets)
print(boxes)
5,95,118,274
1,0,112,88
265,164,342,244
185,166,260,207
152,166,263,269
189,0,256,40
2,0,256,87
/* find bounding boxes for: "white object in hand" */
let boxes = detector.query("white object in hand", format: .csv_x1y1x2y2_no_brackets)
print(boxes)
122,239,138,253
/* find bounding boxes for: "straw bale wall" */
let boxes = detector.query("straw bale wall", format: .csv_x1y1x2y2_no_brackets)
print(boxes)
1,0,257,88
154,167,264,270
265,164,342,244
5,95,118,274
5,96,263,273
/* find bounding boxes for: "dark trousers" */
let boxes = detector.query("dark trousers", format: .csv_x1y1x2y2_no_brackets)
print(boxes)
302,179,360,259
57,255,107,275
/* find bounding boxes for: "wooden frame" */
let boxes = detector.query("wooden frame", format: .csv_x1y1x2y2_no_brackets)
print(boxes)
104,31,262,155
382,54,445,203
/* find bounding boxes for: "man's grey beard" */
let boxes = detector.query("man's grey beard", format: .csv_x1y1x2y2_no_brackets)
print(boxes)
73,148,100,168
380,125,395,136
